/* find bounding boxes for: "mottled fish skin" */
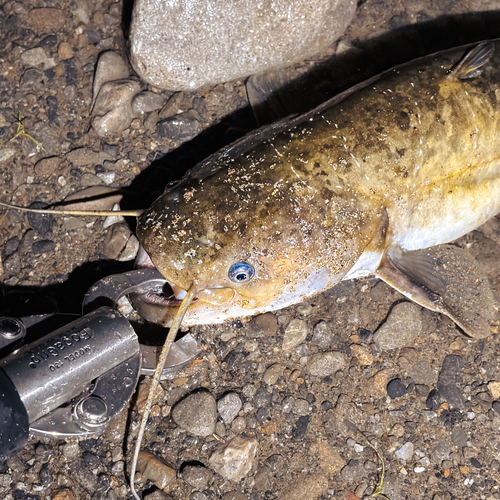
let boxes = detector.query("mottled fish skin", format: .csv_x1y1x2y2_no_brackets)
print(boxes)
136,41,500,328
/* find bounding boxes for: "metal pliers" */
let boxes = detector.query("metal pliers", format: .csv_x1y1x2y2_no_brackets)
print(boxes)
0,269,199,454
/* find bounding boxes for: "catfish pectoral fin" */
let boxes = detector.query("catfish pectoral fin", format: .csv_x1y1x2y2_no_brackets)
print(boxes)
375,244,498,339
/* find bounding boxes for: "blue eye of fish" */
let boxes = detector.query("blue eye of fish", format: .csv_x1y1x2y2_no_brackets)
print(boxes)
228,262,255,283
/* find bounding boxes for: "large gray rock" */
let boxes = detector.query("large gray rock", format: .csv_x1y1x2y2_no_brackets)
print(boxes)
130,0,356,91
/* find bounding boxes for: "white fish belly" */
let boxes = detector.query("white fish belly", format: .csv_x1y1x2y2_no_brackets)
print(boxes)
389,172,500,251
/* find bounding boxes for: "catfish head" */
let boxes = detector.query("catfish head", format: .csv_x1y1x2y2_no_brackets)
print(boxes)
135,156,383,327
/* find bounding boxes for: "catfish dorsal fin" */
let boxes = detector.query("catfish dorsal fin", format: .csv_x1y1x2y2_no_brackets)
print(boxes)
449,42,494,80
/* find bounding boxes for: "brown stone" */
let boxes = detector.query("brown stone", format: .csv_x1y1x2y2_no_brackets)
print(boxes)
28,8,64,31
58,42,73,60
310,440,346,475
137,450,176,490
34,156,60,178
277,473,328,500
371,368,391,395
350,344,374,365
488,381,500,400
103,223,131,259
52,489,76,500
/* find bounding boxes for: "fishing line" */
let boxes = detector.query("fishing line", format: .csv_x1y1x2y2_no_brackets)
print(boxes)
130,285,198,500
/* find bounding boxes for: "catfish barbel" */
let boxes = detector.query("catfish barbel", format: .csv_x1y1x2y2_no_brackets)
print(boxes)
135,41,500,338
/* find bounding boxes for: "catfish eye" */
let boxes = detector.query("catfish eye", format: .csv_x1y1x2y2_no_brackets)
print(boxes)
228,262,255,283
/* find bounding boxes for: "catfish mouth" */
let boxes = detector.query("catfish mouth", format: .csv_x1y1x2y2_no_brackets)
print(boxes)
135,246,195,307
140,283,187,307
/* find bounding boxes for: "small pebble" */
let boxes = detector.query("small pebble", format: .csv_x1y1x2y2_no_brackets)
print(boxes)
32,240,55,254
132,91,167,115
103,223,131,259
350,344,373,365
231,416,246,432
61,442,80,459
52,489,76,500
277,473,328,500
82,452,100,468
182,464,211,490
387,378,406,399
253,386,272,408
264,454,285,474
35,156,60,177
263,363,284,385
156,113,203,142
395,442,414,461
358,328,372,341
92,80,142,137
221,492,246,500
66,147,100,166
208,436,258,481
3,252,21,276
292,415,310,440
451,427,468,448
92,51,129,103
0,474,11,488
307,351,347,377
256,406,270,422
111,461,124,474
488,381,500,400
312,321,333,349
171,391,217,437
118,234,140,261
143,490,172,500
437,355,466,409
282,395,295,413
0,147,15,163
449,337,466,350
215,421,226,437
293,398,310,416
254,467,274,491
136,451,176,489
432,440,451,461
21,47,55,69
373,302,422,350
27,202,54,235
39,465,53,486
111,447,123,462
217,392,242,424
296,303,312,316
340,460,367,481
282,318,308,350
426,389,442,410
58,42,73,59
189,493,208,500
35,443,53,457
245,313,278,337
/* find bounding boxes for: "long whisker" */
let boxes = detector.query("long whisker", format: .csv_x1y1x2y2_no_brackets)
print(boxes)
0,200,144,217
129,284,198,500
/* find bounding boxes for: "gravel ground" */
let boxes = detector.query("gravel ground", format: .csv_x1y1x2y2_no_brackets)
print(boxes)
2,1,500,499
